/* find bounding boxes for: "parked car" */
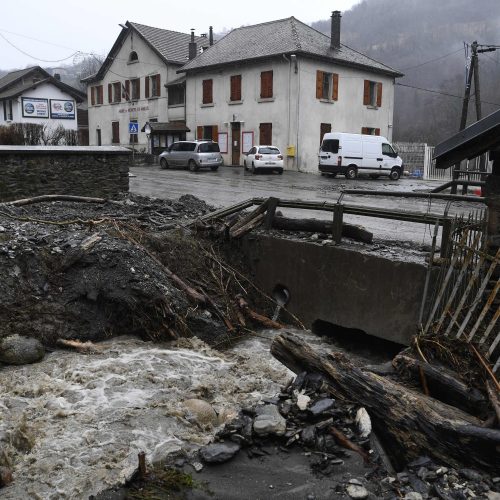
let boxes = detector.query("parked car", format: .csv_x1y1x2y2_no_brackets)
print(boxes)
244,146,284,174
159,141,223,171
318,133,403,180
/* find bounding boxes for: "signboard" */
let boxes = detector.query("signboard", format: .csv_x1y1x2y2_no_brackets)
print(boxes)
218,132,228,153
242,131,254,154
129,122,139,134
50,99,75,119
22,97,48,118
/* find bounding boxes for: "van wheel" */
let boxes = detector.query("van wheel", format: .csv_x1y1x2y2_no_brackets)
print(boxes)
210,166,218,171
369,174,380,179
160,158,169,170
189,160,199,172
345,166,357,179
389,168,401,181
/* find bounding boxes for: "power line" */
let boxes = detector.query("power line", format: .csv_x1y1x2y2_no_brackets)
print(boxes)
401,47,463,71
0,27,79,52
395,82,500,107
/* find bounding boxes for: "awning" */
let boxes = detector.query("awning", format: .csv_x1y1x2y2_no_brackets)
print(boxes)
141,122,190,133
164,76,186,88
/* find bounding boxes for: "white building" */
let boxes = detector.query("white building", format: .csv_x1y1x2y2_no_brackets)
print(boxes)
179,12,403,172
82,22,210,151
0,66,86,133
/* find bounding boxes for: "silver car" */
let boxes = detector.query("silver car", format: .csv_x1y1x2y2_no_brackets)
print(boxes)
159,141,223,172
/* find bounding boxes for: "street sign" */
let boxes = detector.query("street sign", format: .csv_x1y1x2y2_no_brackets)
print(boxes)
129,122,139,134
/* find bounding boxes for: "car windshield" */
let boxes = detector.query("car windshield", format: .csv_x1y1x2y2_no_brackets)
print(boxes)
198,143,220,153
258,147,280,155
321,139,339,153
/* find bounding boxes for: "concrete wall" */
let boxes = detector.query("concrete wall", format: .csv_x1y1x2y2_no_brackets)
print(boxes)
0,146,130,201
184,56,396,173
243,235,429,345
87,31,182,148
0,82,79,131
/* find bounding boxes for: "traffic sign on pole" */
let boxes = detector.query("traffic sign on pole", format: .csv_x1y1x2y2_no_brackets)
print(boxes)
129,122,139,134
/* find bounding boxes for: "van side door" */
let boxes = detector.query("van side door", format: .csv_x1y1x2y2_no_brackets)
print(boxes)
382,143,397,172
362,141,381,171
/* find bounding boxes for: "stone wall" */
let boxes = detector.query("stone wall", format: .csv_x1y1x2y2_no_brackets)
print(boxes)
0,146,130,201
393,142,427,177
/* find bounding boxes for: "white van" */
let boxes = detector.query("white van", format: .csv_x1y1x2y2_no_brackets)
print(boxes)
318,133,403,180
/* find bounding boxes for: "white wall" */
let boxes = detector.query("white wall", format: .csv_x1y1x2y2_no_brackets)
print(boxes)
184,56,396,172
87,30,183,147
0,82,78,130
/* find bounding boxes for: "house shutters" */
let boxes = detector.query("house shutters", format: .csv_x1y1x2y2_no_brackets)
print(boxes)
375,128,381,136
316,71,324,99
91,87,95,106
332,74,339,101
155,74,161,96
108,84,113,103
260,71,273,99
197,126,203,140
212,125,218,143
363,80,371,105
202,79,213,104
112,122,120,144
145,76,150,99
230,75,242,101
124,80,130,101
376,83,383,107
259,123,272,145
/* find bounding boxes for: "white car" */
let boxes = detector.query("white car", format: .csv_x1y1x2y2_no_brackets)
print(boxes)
244,146,284,174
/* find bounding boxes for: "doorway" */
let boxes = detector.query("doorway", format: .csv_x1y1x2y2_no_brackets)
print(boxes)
231,122,241,166
96,128,102,146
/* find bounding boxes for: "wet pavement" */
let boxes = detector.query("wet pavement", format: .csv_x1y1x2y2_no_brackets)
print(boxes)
130,165,484,244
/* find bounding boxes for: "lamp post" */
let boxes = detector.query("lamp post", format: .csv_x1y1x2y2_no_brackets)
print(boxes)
144,122,152,154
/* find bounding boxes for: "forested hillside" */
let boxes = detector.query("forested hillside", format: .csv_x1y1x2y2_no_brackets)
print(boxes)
312,0,500,144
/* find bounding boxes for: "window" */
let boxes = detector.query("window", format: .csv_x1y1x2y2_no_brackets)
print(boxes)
382,143,396,156
363,80,382,107
111,121,120,144
180,142,197,152
129,51,138,63
248,147,256,155
230,75,242,101
108,82,121,103
145,74,161,98
91,85,103,105
258,147,280,155
129,119,138,144
316,71,339,101
202,79,213,104
131,79,140,100
3,100,13,121
320,123,332,144
321,139,339,153
361,127,380,136
197,125,219,142
260,71,273,99
259,123,272,145
198,143,220,153
168,85,184,106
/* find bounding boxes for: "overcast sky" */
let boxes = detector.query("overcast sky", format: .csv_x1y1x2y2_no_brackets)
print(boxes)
1,0,360,70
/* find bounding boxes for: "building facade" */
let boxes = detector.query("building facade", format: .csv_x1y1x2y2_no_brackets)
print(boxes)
180,13,402,172
0,67,85,133
83,22,209,151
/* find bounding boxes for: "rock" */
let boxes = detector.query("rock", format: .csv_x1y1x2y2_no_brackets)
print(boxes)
191,461,203,472
310,234,319,240
253,405,286,436
296,391,311,411
0,467,13,487
355,407,371,438
486,492,500,500
0,335,45,365
346,483,369,499
404,493,423,500
301,425,316,446
309,398,335,417
458,468,483,482
199,441,240,464
183,399,218,427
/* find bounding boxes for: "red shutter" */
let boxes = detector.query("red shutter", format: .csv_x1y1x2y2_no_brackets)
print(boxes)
202,79,213,104
98,86,104,105
91,87,95,106
361,127,368,134
259,123,272,145
375,128,381,136
376,82,383,107
197,126,203,140
332,74,339,101
316,70,323,99
212,125,218,143
363,80,370,105
145,76,150,99
230,75,241,101
155,74,161,96
260,71,273,99
125,80,130,101
108,83,112,103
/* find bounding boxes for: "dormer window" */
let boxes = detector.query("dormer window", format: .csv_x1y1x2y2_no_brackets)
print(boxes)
128,51,138,63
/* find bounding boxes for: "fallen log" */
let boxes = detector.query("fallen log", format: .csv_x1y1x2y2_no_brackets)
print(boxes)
230,213,265,239
392,353,488,418
2,194,121,207
271,331,500,472
236,295,283,329
271,216,373,243
229,198,270,235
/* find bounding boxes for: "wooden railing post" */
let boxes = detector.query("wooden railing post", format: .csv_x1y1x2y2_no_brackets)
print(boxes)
333,204,344,244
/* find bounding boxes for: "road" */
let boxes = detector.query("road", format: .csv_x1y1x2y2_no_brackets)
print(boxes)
130,165,484,245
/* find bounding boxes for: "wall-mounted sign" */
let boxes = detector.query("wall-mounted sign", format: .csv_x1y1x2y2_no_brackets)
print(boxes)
50,99,75,119
22,97,49,118
242,131,254,153
218,132,228,153
118,106,149,113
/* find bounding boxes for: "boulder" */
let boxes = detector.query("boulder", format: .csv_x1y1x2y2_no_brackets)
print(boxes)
183,399,218,427
0,335,44,365
253,404,286,436
199,441,240,464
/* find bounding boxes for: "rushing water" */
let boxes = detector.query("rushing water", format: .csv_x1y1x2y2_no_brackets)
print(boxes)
0,334,291,499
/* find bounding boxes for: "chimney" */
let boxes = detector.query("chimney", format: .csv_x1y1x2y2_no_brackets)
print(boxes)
209,26,214,46
189,29,197,60
54,73,61,81
331,10,341,50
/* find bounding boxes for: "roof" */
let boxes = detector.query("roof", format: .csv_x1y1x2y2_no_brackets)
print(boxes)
165,76,186,87
0,66,86,102
434,108,500,169
141,121,190,133
82,21,209,83
179,17,403,77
